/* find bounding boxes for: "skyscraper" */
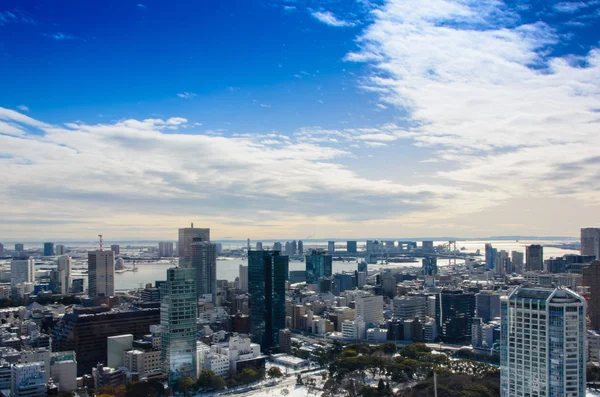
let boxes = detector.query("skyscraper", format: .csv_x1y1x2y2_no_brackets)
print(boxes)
347,241,357,253
44,242,54,256
511,251,524,273
178,225,210,267
10,257,34,287
327,241,335,254
88,250,115,297
239,265,248,291
190,238,217,302
110,244,120,255
55,255,72,295
485,243,497,271
273,242,281,251
436,289,475,343
14,243,24,252
55,244,66,256
305,249,332,284
256,242,263,250
475,290,501,322
581,227,600,259
421,257,438,275
583,260,600,329
526,244,544,272
500,287,586,397
161,267,197,384
248,250,288,351
297,240,303,255
159,242,174,257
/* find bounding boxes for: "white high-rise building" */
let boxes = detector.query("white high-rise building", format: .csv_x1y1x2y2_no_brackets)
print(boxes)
239,265,248,291
88,250,115,297
55,245,66,256
500,287,586,397
178,225,210,267
56,255,72,294
355,295,383,325
393,295,427,320
10,258,34,287
581,227,600,259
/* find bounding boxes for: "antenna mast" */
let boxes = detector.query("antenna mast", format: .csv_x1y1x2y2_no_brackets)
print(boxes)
98,234,103,251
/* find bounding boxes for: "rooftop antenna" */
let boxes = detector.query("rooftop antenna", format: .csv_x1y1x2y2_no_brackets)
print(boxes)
98,234,103,251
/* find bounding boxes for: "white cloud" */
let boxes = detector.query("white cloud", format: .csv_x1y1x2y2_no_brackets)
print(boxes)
553,2,588,13
311,11,355,27
260,104,272,108
347,0,600,221
177,92,197,99
137,3,147,8
283,6,296,11
16,105,29,111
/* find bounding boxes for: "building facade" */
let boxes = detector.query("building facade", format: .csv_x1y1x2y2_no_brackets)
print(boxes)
526,245,544,272
581,228,600,259
10,258,34,287
305,250,332,284
43,242,54,257
436,290,475,343
190,239,217,302
88,250,115,297
178,226,210,267
500,287,586,397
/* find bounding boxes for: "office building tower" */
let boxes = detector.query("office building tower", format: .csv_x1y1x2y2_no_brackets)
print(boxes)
71,279,84,294
366,240,380,253
297,240,303,255
546,254,595,274
496,250,511,275
422,257,438,276
581,227,600,259
290,240,297,255
526,244,544,272
248,250,288,351
161,267,197,383
52,306,160,376
485,243,497,271
305,250,332,284
239,265,248,291
256,242,263,250
273,242,282,251
511,251,524,273
500,287,586,397
319,278,332,294
358,261,368,273
10,258,34,287
393,295,427,321
436,289,475,343
0,243,3,256
11,362,47,397
44,242,54,256
284,241,292,255
110,245,120,255
54,255,72,295
332,274,353,296
422,240,434,252
190,238,217,302
347,241,357,253
584,261,600,329
158,241,174,258
15,243,24,252
381,273,397,298
475,290,501,322
88,250,115,298
327,241,335,254
355,295,383,325
55,244,65,256
178,225,210,267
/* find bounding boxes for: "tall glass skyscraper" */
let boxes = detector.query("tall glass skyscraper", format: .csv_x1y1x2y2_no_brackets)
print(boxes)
305,249,332,284
178,225,210,267
248,250,288,351
190,238,217,302
501,287,586,397
44,242,54,256
435,289,475,343
161,267,197,384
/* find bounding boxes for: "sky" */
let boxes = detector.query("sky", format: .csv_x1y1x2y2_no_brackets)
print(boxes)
1,0,600,241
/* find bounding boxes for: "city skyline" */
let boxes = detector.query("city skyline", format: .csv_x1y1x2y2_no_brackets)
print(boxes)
1,0,600,239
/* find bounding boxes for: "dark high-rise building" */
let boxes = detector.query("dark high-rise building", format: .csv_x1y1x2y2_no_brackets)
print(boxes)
248,250,288,351
485,243,497,271
526,244,544,271
190,238,217,302
319,278,332,294
297,240,303,255
273,242,282,251
0,243,3,256
581,228,600,259
52,306,160,376
305,250,332,284
110,245,120,255
358,261,368,273
421,257,438,276
44,242,54,256
546,254,595,274
475,290,501,322
583,261,600,329
347,241,357,253
327,241,335,254
15,243,24,252
72,278,84,293
332,273,353,296
422,241,434,252
159,242,174,258
435,289,475,343
178,225,210,267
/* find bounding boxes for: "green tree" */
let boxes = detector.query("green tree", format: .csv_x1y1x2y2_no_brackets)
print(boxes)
382,342,398,355
174,377,195,397
268,366,283,378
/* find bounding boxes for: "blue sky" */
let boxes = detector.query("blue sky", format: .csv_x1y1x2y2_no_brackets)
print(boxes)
1,0,600,240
